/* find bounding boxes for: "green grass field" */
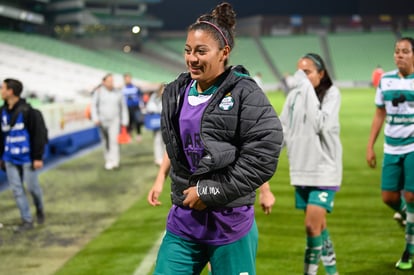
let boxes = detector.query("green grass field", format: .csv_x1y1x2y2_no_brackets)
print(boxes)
0,88,410,275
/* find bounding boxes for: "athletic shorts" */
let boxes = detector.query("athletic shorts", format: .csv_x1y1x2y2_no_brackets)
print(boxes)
382,151,414,193
295,187,336,213
153,220,258,275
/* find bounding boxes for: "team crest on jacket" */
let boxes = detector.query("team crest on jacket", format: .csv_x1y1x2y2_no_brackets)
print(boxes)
219,93,234,111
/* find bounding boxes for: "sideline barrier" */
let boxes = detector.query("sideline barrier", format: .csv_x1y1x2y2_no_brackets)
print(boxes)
144,113,161,131
45,127,101,158
0,126,101,192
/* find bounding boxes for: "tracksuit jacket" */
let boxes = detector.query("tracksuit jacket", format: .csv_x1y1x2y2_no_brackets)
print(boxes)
161,65,283,208
280,69,342,187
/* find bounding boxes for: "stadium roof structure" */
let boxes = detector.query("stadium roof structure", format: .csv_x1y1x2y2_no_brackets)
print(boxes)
0,0,163,36
46,0,163,37
91,12,162,28
0,0,47,27
0,4,44,25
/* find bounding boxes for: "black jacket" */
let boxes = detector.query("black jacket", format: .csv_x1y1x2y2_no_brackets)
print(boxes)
162,65,283,208
0,99,48,162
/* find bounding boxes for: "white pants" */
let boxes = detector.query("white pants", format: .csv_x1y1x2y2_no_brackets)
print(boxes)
100,119,120,166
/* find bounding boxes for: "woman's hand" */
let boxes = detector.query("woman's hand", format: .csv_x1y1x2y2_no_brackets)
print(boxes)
183,186,207,211
366,147,377,168
147,152,170,206
259,182,275,215
147,181,163,206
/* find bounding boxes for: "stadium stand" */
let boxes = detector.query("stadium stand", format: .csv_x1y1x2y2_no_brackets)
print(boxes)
141,39,185,68
230,36,276,84
260,34,323,80
97,49,180,82
1,27,408,93
156,36,278,87
401,30,414,38
157,37,186,55
0,30,178,84
327,31,397,83
122,30,409,90
0,41,105,103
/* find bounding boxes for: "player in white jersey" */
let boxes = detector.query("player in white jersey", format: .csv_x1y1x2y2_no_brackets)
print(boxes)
366,37,414,270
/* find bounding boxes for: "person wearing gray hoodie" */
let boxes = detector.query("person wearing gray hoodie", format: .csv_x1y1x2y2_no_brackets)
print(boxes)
280,53,342,275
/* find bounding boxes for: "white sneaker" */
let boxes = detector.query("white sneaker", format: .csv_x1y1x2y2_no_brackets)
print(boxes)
394,212,402,220
105,163,114,170
394,212,407,226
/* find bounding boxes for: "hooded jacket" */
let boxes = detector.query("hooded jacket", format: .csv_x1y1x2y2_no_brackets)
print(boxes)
280,70,342,187
161,65,283,208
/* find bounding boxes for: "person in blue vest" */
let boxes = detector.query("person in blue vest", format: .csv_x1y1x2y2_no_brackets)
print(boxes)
122,73,144,142
0,78,48,232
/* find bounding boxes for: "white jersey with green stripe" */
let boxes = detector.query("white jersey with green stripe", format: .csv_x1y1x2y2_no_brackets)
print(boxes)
375,69,414,154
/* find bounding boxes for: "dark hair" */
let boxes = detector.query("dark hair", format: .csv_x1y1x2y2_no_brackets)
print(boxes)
3,78,23,97
397,37,414,51
102,73,112,81
302,53,333,103
188,2,236,65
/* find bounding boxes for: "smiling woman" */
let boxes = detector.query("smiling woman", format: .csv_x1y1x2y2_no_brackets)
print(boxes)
146,2,283,275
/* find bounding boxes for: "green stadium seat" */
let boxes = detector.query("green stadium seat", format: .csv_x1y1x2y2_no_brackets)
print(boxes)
327,31,396,81
261,34,323,77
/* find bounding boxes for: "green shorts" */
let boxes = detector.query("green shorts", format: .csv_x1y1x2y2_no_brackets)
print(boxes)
295,187,336,213
154,220,258,275
382,152,414,193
